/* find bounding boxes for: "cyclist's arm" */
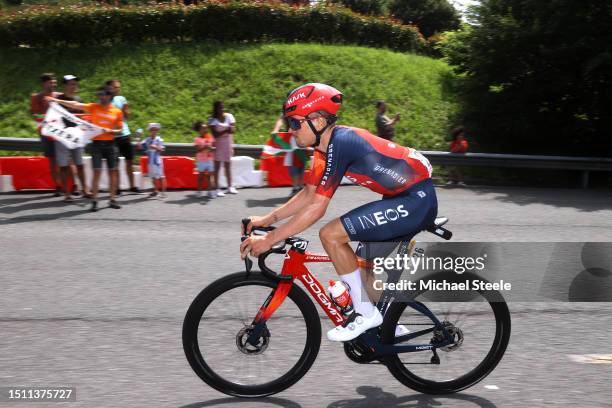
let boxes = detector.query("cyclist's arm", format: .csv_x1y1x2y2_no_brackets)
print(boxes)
122,103,130,120
267,184,315,222
48,97,87,112
267,193,330,243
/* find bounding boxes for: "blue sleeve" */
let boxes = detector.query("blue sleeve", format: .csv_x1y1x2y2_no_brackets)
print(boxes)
315,130,358,198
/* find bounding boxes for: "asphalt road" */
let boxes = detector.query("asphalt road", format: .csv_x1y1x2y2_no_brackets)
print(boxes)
1,184,612,408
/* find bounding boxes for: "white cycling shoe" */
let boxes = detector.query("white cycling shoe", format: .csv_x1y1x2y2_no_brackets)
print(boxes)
327,308,383,342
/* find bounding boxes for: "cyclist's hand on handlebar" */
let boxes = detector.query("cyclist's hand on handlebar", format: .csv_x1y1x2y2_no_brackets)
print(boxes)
242,215,273,235
240,234,273,259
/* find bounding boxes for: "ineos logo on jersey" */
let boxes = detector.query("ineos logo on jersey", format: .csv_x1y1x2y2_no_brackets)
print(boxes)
286,92,307,105
357,204,409,230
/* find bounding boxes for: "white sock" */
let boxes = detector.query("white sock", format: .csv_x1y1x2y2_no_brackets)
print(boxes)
340,269,375,318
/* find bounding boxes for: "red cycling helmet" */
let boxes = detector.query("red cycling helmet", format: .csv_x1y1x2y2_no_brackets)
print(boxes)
283,83,343,147
283,83,343,118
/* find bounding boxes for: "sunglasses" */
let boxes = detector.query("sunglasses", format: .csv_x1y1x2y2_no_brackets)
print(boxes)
287,117,309,130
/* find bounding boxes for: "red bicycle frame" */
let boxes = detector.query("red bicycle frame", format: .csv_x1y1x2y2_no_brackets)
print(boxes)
252,247,347,327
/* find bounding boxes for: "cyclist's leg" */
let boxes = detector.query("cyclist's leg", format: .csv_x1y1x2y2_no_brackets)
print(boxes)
340,179,437,319
341,179,438,244
320,219,383,341
319,219,377,317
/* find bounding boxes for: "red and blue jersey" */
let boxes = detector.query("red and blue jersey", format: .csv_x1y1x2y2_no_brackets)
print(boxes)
307,126,432,198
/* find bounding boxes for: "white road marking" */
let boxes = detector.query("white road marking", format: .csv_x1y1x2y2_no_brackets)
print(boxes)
568,354,612,364
484,385,499,390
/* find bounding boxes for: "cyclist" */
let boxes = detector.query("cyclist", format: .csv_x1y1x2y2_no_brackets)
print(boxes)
241,83,437,342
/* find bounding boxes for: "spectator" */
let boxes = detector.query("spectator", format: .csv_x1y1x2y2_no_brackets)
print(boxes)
375,100,401,141
208,101,237,196
272,115,305,196
193,121,216,198
48,86,124,212
31,73,61,196
138,123,167,199
107,79,141,194
55,75,90,202
448,126,469,186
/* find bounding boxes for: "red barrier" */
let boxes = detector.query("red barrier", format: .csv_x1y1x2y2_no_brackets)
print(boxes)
140,156,202,189
261,155,293,187
0,156,56,190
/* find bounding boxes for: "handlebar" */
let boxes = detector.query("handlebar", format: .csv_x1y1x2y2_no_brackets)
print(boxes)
241,218,293,282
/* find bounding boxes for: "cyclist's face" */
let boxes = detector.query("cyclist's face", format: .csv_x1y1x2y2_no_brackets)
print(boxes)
289,115,324,147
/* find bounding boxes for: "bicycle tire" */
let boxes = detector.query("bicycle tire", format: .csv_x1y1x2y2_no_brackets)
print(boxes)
380,275,511,394
182,271,321,397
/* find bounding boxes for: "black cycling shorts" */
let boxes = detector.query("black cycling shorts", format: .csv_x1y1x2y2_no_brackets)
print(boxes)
341,178,438,245
115,135,134,161
91,140,118,170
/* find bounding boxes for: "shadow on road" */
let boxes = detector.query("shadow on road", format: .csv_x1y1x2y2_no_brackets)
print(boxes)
179,396,302,408
459,185,612,212
0,197,85,215
246,196,289,208
0,192,56,208
328,386,498,408
0,195,152,224
165,194,211,206
0,206,93,224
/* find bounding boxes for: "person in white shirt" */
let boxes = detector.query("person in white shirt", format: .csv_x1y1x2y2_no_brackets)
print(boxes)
208,101,238,196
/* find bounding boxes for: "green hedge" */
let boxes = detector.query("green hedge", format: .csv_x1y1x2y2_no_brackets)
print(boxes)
0,3,425,51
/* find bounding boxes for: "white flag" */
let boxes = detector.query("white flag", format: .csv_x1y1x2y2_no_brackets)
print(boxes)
41,102,106,149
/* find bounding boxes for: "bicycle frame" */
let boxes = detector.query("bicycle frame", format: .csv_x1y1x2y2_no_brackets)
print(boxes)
247,241,456,356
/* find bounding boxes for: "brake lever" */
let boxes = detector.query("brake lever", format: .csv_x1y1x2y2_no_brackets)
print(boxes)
245,256,253,273
241,235,253,273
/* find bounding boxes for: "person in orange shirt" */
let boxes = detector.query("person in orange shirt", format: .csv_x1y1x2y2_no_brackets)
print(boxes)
48,86,124,212
448,126,469,185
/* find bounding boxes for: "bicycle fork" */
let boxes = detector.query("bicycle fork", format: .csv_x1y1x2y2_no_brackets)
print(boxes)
246,280,293,346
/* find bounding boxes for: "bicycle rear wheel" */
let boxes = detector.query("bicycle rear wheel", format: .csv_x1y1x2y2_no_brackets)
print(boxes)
182,272,321,397
380,275,511,394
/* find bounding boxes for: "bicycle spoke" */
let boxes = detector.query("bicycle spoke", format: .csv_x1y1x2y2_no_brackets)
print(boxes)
194,283,310,388
388,294,503,385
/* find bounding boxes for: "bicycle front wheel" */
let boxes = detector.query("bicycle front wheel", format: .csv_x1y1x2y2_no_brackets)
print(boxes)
380,276,511,394
182,272,321,397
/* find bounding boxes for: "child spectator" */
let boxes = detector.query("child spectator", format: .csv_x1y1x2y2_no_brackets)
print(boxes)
193,121,216,198
138,123,167,198
448,126,469,185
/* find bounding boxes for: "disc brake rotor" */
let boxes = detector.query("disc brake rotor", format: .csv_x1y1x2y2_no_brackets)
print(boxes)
432,321,464,352
236,325,271,355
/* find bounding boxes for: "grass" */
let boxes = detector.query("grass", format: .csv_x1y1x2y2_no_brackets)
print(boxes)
0,42,459,153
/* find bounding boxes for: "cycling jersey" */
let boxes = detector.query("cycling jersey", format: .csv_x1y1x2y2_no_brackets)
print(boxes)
306,126,433,198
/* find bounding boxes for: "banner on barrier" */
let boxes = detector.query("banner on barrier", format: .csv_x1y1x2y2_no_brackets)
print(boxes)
41,102,105,149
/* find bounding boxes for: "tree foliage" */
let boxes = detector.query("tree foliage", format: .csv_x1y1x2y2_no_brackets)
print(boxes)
438,0,612,155
388,0,460,38
0,2,424,52
331,0,387,16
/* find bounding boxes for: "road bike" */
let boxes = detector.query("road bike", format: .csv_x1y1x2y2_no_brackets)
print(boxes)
183,217,511,397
